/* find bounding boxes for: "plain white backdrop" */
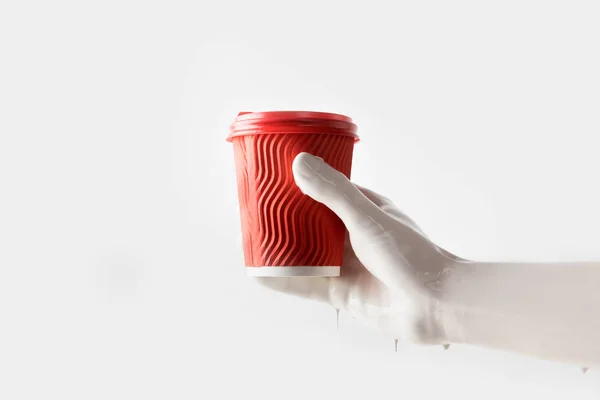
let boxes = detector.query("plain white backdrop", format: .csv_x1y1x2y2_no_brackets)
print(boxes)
2,0,600,398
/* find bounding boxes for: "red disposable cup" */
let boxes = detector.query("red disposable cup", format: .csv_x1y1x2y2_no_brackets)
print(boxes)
227,111,359,277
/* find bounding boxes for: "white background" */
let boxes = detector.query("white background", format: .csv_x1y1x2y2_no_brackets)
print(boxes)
1,0,600,398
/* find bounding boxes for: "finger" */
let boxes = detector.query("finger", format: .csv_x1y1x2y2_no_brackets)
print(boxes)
380,206,422,233
354,184,393,208
355,184,424,234
253,275,356,312
292,153,389,235
253,276,332,303
353,186,465,264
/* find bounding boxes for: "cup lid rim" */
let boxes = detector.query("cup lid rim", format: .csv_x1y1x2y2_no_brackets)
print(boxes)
234,110,354,123
227,110,359,142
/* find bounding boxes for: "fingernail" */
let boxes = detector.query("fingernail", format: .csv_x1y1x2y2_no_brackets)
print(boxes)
301,154,322,173
293,153,321,180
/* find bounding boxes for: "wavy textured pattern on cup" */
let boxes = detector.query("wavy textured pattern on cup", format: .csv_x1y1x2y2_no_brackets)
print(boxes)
232,133,354,268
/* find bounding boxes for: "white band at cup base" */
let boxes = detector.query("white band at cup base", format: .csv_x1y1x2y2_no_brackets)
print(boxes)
246,266,340,277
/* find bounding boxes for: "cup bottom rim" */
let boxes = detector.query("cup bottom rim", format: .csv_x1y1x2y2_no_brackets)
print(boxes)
245,266,340,277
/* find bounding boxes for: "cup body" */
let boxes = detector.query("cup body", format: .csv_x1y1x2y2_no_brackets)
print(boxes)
227,111,359,277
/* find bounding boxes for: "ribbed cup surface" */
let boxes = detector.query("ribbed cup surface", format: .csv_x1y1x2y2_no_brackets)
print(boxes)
232,133,355,269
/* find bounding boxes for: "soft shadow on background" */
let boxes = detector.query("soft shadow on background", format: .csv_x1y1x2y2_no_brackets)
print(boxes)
1,0,600,398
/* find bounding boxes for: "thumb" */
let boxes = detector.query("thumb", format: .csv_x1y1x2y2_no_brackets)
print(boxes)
292,152,388,236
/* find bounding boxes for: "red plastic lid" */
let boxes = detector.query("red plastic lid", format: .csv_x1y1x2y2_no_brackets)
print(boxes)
227,111,359,142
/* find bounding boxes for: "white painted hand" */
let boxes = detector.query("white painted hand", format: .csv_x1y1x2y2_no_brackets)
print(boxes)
256,153,461,345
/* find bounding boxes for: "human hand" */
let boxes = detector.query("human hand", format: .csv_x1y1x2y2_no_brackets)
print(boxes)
256,153,463,346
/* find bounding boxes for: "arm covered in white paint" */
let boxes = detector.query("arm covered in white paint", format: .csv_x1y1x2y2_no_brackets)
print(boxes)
259,152,600,368
440,260,600,367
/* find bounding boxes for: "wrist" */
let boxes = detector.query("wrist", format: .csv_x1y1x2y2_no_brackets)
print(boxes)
434,259,479,345
434,259,525,347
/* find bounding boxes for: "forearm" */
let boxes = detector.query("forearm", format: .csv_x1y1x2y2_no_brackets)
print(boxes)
440,260,600,366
